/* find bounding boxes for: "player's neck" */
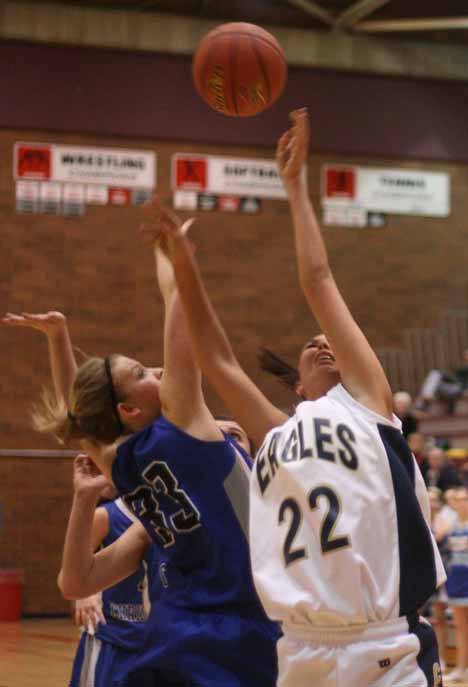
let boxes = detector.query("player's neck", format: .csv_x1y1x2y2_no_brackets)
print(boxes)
302,372,341,401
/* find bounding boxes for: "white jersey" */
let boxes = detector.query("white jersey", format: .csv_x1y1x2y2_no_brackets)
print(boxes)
250,384,445,631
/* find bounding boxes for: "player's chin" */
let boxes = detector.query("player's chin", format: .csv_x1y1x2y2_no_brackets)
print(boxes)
315,359,337,372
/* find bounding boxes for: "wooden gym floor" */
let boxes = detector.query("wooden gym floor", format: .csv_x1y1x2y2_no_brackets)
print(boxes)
0,618,77,687
0,617,465,686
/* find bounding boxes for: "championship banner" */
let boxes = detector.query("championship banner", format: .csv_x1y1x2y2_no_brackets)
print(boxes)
172,154,287,200
14,143,156,189
322,165,450,218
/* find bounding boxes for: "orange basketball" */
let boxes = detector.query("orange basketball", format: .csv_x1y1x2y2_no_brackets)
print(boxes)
192,23,287,117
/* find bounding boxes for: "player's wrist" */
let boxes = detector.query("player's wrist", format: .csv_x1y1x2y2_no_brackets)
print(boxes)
47,322,69,340
73,485,102,503
283,175,306,196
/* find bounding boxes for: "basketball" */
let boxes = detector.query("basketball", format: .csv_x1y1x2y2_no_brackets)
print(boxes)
192,22,287,117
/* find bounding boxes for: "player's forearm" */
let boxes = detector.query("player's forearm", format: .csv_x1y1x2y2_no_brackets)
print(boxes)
171,235,238,375
47,324,78,404
154,245,176,304
59,491,100,599
286,179,331,293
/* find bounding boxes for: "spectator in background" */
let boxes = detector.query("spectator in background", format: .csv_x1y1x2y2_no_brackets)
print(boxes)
442,487,468,683
407,431,430,472
419,349,468,415
425,447,462,493
393,390,419,438
440,489,460,530
455,349,468,392
428,487,450,673
460,459,468,490
446,450,468,489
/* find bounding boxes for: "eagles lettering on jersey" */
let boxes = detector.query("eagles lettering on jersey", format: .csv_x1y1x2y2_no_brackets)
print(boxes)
256,418,358,496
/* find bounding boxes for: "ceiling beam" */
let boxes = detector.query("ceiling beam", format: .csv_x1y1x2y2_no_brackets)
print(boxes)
3,2,468,82
335,0,391,29
286,0,335,27
355,16,468,32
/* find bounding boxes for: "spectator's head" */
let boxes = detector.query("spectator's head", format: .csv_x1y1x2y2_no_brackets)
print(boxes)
408,432,425,457
452,487,468,519
428,487,442,520
462,348,468,364
427,446,446,471
393,391,412,417
444,488,458,510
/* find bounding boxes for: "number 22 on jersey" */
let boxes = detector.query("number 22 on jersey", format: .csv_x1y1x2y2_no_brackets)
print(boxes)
279,485,350,566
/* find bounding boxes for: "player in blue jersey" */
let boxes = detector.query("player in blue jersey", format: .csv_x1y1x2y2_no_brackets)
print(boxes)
2,311,156,687
145,110,446,687
68,491,154,687
33,228,279,686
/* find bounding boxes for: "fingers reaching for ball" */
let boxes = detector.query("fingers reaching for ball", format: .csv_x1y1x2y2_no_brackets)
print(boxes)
277,108,310,188
139,196,195,259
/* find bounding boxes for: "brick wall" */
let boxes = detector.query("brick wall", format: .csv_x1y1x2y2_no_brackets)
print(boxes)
0,455,73,615
0,128,467,612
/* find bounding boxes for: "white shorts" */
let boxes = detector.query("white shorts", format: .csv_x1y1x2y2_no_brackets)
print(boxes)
278,615,442,687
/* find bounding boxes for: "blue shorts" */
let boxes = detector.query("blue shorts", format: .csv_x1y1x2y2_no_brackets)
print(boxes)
70,632,138,687
113,603,280,687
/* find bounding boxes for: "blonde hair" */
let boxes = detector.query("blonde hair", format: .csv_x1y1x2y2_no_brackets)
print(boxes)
32,355,124,444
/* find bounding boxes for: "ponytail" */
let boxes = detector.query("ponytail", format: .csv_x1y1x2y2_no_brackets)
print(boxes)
257,347,299,391
32,356,124,444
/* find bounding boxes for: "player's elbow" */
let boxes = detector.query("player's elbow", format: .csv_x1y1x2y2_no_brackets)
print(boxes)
58,571,87,600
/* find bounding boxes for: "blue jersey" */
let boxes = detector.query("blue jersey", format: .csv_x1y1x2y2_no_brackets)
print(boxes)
111,416,279,687
447,520,468,599
96,499,150,650
113,417,266,613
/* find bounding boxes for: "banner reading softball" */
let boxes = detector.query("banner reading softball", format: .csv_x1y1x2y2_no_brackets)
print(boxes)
172,154,287,199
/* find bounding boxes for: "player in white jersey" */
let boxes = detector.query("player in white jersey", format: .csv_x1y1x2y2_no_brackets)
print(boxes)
146,108,446,687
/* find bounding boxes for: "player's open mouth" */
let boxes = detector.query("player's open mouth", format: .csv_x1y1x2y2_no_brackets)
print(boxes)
316,352,335,365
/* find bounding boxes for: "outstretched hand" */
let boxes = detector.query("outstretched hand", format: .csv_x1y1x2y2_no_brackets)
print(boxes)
1,311,67,336
139,196,194,259
73,454,109,497
276,108,310,189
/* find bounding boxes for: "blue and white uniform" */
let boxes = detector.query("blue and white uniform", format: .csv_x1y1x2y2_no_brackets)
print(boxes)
251,384,446,687
446,518,468,604
69,498,152,687
111,416,280,687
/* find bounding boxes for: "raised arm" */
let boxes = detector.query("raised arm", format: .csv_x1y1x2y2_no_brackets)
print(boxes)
140,201,288,449
58,455,151,599
278,109,393,419
2,311,78,404
139,201,222,442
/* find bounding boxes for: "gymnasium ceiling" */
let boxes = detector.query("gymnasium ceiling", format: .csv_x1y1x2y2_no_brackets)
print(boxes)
17,0,468,46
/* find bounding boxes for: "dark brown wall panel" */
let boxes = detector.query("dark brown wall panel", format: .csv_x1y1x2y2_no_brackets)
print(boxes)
1,41,468,161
